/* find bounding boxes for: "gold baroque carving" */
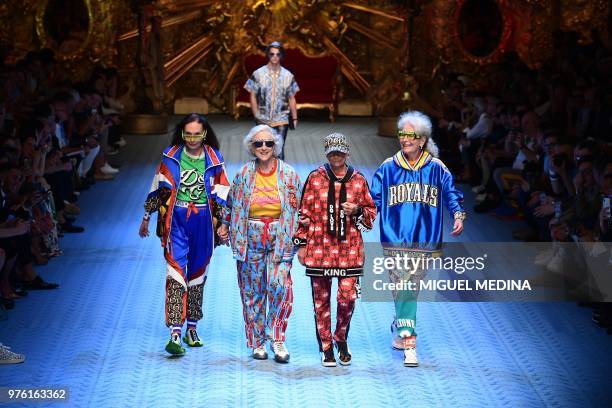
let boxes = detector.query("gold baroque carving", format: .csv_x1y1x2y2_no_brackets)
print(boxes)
36,0,116,65
0,0,115,70
35,0,94,60
560,0,610,44
431,0,513,66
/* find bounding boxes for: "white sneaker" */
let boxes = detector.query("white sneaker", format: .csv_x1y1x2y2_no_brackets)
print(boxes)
115,137,127,147
472,185,485,193
100,163,119,174
475,193,488,202
106,147,119,156
534,248,554,266
252,346,268,360
546,247,566,274
403,348,418,367
270,341,290,363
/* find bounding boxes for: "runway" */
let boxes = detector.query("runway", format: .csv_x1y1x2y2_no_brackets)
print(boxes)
0,116,610,407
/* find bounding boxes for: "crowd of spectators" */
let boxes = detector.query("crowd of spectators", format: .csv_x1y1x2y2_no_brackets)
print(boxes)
433,31,612,333
0,49,127,362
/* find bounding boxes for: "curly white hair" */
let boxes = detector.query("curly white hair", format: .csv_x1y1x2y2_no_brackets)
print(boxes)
243,124,284,158
397,111,439,158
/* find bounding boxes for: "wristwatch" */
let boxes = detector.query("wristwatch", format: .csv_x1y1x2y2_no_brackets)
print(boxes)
454,211,467,221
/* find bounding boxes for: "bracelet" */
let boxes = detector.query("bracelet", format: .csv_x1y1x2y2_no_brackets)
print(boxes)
454,211,466,221
143,213,150,221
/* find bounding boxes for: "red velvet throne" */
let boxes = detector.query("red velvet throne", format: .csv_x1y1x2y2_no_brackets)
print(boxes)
234,49,338,121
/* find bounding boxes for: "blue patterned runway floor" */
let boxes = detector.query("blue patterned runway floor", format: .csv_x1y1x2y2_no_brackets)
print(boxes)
1,117,611,407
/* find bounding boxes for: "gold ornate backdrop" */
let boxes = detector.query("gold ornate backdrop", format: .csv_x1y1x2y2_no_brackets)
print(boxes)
0,0,609,114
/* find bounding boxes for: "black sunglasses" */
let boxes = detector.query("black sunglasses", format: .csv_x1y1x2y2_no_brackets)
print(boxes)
253,140,275,148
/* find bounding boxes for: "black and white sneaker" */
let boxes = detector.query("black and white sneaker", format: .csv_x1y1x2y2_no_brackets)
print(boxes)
321,347,336,367
335,341,352,365
270,341,290,363
252,346,268,360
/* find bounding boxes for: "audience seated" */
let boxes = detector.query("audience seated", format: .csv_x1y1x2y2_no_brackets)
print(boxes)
0,50,128,362
433,32,612,332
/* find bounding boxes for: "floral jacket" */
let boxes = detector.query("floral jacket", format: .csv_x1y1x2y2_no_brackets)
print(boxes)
222,159,302,262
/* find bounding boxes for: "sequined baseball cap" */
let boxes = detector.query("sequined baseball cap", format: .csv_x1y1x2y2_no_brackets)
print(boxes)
324,132,350,155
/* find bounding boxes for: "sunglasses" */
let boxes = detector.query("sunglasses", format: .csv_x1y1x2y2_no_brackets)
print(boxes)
397,130,421,140
268,52,281,57
253,140,275,148
182,130,207,142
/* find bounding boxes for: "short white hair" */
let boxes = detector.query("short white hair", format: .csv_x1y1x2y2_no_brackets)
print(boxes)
243,124,283,158
397,110,439,158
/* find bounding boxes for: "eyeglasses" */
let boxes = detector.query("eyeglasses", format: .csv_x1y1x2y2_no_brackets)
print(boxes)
253,140,275,148
268,52,281,57
397,130,421,140
182,130,207,142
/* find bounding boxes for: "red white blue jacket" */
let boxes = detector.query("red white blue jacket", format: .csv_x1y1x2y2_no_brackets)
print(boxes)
144,144,230,247
371,150,465,252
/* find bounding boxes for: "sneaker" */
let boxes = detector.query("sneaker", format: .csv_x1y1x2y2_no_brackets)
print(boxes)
63,201,81,215
22,276,59,290
106,147,119,156
474,193,488,202
183,329,203,347
321,347,336,367
94,172,114,181
165,333,185,356
115,137,127,147
0,343,25,364
101,163,119,174
270,341,290,363
472,185,485,193
403,348,418,367
335,341,352,365
252,346,268,360
59,222,85,233
546,247,566,274
534,248,555,266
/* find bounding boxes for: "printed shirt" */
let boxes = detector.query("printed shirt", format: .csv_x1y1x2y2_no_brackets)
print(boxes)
177,150,208,204
249,168,281,218
244,65,299,127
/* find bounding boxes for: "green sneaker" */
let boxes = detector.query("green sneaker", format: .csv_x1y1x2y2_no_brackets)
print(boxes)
165,333,185,355
183,329,203,347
